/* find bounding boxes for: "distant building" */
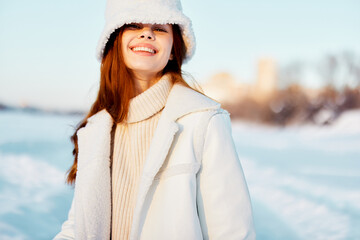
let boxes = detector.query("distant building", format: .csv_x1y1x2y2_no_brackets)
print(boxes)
201,72,250,104
201,57,278,105
254,58,277,101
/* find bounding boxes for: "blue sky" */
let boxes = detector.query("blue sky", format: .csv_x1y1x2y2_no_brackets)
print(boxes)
0,0,359,111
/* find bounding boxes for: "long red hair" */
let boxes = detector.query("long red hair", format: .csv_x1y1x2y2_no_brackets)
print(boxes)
66,24,194,184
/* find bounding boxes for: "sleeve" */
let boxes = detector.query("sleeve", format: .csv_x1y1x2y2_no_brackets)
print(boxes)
53,198,75,240
196,112,256,240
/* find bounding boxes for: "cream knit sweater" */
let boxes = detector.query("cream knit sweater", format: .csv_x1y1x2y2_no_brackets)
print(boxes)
111,76,172,240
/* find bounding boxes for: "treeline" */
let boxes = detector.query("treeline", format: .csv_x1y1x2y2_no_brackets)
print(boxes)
0,102,84,116
0,103,12,111
225,85,360,126
225,50,360,126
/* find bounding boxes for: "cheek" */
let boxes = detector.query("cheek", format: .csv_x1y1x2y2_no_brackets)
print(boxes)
164,39,174,56
121,34,130,52
120,35,132,64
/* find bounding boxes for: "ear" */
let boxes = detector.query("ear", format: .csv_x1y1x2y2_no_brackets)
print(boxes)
169,54,174,60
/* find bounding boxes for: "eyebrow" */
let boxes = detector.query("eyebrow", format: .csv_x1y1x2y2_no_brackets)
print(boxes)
152,24,168,27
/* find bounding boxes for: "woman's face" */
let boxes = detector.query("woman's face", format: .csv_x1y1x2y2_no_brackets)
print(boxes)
121,23,173,77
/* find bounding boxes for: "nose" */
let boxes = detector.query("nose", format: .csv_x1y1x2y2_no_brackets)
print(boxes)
138,27,155,40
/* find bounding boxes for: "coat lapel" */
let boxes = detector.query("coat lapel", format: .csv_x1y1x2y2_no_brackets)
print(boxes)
130,113,179,239
129,84,220,239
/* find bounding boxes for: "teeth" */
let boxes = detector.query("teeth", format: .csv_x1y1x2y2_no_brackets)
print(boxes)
132,47,155,54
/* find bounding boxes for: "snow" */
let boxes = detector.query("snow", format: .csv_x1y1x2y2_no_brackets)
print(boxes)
232,109,360,239
0,110,359,239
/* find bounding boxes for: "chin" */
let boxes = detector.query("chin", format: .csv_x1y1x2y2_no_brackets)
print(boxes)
130,63,168,74
131,65,160,72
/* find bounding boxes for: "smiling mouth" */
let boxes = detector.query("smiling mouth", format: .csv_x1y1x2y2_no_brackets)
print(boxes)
131,46,156,54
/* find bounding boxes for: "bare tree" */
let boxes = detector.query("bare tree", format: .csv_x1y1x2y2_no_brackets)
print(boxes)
342,51,360,87
317,54,339,87
279,61,304,88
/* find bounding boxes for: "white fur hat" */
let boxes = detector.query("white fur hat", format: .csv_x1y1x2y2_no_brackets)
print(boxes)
96,0,196,62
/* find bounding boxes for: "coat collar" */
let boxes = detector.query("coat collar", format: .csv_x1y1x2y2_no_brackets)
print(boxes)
163,83,220,120
79,83,220,239
83,83,220,181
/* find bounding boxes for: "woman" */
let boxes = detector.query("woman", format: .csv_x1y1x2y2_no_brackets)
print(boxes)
55,0,255,239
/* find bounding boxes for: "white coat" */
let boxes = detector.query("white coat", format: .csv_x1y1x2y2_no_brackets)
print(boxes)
54,84,255,240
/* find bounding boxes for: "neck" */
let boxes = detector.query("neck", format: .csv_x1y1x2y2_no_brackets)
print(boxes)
131,71,162,96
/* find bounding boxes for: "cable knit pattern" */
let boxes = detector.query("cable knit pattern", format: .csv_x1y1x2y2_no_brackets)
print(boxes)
111,76,172,240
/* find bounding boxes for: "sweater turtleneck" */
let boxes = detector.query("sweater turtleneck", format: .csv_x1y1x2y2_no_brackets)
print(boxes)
111,75,172,240
127,75,172,123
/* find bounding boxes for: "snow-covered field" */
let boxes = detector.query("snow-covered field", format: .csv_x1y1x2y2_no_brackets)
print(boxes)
0,110,359,239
